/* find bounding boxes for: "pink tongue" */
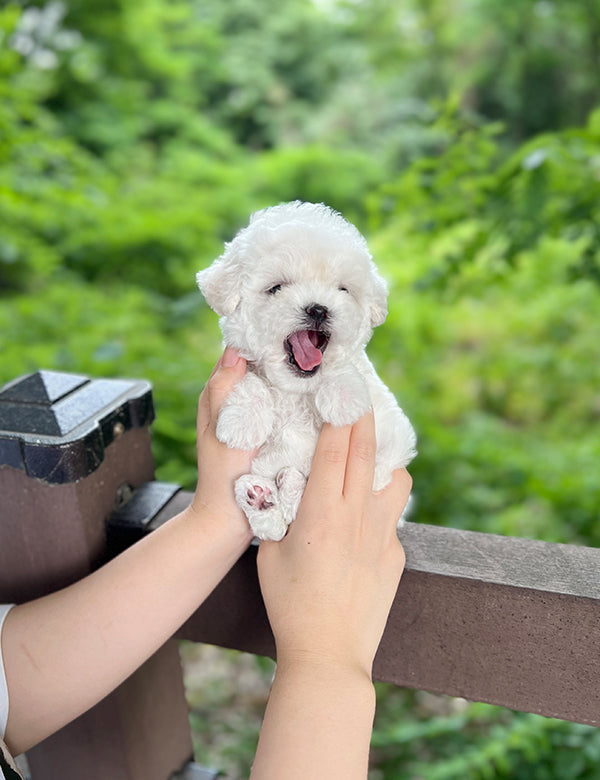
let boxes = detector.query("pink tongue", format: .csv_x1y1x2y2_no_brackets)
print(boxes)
288,330,322,371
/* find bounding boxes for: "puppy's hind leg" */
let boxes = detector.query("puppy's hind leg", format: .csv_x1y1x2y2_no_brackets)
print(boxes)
276,467,307,525
234,474,289,541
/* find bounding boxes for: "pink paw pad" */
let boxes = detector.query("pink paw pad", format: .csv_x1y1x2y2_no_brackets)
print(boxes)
246,484,274,511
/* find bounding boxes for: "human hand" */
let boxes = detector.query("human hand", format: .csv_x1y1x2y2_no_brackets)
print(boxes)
1,348,258,756
257,411,412,679
189,347,255,542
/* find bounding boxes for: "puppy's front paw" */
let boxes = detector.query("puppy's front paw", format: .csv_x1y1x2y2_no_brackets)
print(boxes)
215,372,274,450
315,370,371,427
217,402,273,450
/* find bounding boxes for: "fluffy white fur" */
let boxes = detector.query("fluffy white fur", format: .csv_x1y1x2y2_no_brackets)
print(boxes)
197,201,417,541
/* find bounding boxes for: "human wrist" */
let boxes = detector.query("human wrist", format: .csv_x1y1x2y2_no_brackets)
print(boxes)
272,653,377,725
182,499,253,552
275,648,376,691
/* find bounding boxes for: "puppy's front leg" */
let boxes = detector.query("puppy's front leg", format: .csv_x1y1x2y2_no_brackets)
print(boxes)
315,367,371,427
216,372,274,450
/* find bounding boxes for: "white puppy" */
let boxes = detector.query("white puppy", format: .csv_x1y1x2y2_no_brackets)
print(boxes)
197,201,416,541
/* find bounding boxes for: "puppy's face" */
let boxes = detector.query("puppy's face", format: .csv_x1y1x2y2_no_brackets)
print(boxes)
197,203,388,392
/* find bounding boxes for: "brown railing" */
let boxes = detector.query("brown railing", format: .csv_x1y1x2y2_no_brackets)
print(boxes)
1,371,598,780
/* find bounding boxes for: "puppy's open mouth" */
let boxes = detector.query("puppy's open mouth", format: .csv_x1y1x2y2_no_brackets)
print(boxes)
286,329,330,375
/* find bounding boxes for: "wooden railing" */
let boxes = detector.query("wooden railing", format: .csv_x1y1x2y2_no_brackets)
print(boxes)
1,370,598,780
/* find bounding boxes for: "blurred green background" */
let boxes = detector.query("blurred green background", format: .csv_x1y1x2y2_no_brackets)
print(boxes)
1,1,599,777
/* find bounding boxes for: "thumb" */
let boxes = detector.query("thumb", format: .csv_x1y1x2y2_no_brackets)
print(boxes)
198,347,247,434
221,345,243,369
207,347,247,422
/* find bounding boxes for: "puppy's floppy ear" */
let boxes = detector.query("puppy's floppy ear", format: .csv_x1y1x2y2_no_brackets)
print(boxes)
196,243,242,316
369,265,389,326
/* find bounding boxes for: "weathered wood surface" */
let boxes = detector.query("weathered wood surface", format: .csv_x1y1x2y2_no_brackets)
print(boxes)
0,427,155,603
400,521,600,599
378,523,600,727
0,415,194,780
153,490,600,727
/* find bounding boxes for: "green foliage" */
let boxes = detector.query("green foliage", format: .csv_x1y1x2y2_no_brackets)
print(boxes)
368,105,600,543
0,4,104,290
181,643,275,780
339,0,600,144
371,688,600,779
1,2,599,778
255,144,384,227
372,103,600,283
0,274,223,488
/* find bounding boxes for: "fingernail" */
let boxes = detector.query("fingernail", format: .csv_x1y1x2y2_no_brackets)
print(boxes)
222,346,240,367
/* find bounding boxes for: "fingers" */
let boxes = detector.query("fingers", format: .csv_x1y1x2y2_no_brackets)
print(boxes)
343,410,376,503
197,347,246,435
304,411,378,507
208,347,246,421
375,468,413,530
304,422,353,501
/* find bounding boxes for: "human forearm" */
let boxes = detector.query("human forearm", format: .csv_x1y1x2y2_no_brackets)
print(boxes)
253,416,412,778
250,659,376,780
3,503,251,755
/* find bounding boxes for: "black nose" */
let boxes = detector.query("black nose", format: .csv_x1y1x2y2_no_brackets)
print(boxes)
305,304,329,324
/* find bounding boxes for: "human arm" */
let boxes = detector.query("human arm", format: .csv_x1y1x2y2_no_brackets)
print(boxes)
2,348,254,755
251,412,412,780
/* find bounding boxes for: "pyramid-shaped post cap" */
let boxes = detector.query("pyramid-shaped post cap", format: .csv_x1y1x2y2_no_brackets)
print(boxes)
0,371,90,436
0,370,89,406
0,370,154,483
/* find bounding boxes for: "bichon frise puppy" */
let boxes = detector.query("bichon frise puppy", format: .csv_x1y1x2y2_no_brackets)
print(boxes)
197,201,416,541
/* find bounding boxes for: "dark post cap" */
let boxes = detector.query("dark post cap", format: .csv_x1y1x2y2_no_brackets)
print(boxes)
0,370,154,484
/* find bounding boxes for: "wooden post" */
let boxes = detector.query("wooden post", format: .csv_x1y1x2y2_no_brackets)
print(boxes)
0,371,194,780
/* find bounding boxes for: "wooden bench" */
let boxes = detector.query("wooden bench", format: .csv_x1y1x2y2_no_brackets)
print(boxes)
1,370,598,779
